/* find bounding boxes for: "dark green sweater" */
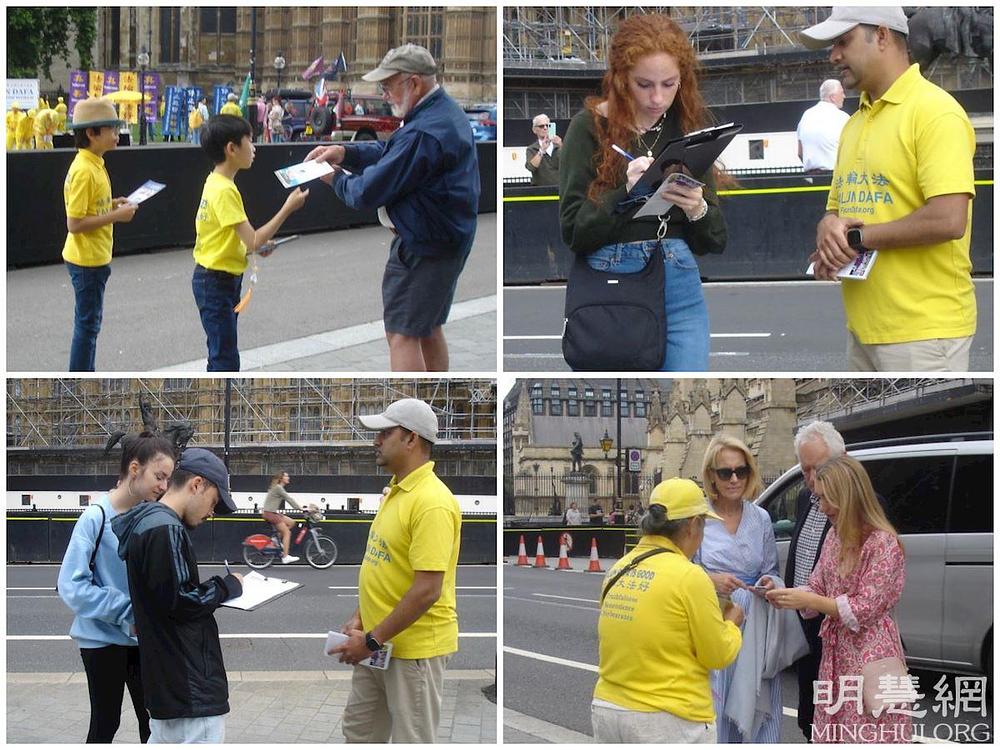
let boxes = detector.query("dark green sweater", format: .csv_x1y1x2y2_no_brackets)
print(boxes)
558,108,727,255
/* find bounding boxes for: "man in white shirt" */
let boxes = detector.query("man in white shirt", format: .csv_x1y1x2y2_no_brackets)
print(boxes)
796,79,850,172
525,113,562,186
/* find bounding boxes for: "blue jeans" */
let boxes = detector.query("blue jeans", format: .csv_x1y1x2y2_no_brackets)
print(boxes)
192,265,242,371
586,239,709,371
65,261,111,371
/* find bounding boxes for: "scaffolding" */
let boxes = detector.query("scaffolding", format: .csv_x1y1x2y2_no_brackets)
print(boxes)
6,378,497,449
797,378,990,424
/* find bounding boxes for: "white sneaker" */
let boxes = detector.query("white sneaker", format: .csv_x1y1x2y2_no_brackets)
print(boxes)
281,555,300,564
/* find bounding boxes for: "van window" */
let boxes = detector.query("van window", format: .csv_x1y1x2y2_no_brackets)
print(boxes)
759,474,805,540
862,456,951,535
948,454,992,533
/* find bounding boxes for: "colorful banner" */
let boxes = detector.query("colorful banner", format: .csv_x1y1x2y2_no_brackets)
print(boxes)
162,85,184,137
119,71,138,124
88,71,104,99
213,85,230,117
142,72,160,123
102,70,119,96
5,78,40,113
68,69,88,116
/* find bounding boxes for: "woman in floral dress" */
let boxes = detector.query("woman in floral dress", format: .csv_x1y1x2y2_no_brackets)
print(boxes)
767,455,911,743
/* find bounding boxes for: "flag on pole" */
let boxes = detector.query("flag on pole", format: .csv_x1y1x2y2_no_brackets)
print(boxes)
238,72,252,118
322,52,348,78
314,77,328,107
302,56,325,80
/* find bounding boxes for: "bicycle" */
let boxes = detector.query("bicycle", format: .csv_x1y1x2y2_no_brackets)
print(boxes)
242,506,338,570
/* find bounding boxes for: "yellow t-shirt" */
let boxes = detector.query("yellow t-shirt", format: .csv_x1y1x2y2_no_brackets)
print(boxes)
193,172,249,275
828,64,977,344
358,461,461,659
220,102,243,117
62,149,114,267
594,535,742,722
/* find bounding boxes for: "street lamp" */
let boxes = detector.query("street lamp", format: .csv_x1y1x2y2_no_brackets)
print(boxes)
600,430,613,459
273,52,286,95
137,47,150,145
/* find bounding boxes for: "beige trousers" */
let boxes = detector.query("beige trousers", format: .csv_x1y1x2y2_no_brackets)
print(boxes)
591,703,717,743
848,332,973,372
341,654,449,743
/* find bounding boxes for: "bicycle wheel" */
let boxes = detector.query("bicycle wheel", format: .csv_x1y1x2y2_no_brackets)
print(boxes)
305,535,338,569
243,543,276,570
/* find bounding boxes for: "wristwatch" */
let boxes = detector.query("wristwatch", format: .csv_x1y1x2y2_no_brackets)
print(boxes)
364,631,383,653
846,227,868,251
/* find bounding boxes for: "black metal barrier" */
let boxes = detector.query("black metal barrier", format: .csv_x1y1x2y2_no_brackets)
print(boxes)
503,172,994,283
7,141,496,268
8,511,497,565
503,525,627,559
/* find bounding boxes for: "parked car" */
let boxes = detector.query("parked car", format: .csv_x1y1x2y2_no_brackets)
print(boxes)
464,104,496,141
754,432,993,680
268,89,400,142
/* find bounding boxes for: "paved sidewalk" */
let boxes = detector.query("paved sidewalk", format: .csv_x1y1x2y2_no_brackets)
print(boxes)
504,708,594,744
7,669,496,744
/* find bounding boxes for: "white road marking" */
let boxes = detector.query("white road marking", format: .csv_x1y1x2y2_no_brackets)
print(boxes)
504,333,771,341
504,646,597,673
505,594,598,613
533,593,599,604
163,295,497,370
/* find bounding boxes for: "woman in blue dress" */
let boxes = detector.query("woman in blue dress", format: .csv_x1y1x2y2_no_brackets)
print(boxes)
694,434,782,743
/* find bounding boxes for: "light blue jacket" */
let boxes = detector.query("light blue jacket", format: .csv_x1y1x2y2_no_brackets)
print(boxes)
57,494,136,649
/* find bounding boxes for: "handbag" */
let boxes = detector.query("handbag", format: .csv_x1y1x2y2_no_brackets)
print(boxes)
562,241,666,371
861,616,916,716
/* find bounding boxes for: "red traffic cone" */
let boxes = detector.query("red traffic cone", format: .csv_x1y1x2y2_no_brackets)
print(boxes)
556,534,572,570
515,535,530,566
586,537,604,573
533,535,548,568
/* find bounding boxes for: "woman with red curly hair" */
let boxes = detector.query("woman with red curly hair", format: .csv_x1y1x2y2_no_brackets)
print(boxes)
559,13,727,371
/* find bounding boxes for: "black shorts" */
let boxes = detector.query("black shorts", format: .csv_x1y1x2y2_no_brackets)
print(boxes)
381,235,472,338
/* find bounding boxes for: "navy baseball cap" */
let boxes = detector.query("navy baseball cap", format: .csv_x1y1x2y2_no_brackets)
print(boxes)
177,448,236,513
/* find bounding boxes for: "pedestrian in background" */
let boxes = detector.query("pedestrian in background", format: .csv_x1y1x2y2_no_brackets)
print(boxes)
58,432,175,744
525,113,561,186
796,79,849,172
593,478,742,743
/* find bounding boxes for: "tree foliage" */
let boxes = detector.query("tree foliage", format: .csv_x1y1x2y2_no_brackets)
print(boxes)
7,8,96,80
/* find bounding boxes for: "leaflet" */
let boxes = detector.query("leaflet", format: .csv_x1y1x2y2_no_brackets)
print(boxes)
124,180,166,205
807,250,878,281
633,172,705,219
274,160,335,188
324,630,393,670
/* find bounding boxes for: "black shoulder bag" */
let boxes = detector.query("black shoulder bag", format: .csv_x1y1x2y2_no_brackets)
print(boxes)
600,546,674,604
562,240,666,371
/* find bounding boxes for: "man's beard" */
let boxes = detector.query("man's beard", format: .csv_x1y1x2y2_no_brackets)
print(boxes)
390,87,414,119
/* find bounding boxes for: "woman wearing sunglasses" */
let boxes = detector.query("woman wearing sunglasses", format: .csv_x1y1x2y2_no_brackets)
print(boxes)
694,434,788,743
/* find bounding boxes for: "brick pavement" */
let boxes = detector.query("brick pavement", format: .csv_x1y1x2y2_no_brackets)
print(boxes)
7,669,496,744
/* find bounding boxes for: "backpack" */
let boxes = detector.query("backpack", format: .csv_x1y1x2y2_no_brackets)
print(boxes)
189,108,204,129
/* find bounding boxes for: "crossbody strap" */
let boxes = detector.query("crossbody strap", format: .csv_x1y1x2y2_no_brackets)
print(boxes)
600,546,674,604
89,504,106,575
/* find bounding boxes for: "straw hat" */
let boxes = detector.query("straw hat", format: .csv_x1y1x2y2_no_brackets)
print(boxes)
67,97,124,131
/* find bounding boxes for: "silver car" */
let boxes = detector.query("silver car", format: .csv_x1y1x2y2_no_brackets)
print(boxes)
754,434,992,678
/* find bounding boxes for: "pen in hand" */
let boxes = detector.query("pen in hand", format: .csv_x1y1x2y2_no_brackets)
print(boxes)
611,144,636,162
224,559,231,576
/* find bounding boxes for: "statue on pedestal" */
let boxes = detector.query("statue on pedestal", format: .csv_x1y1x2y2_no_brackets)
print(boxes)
570,432,584,472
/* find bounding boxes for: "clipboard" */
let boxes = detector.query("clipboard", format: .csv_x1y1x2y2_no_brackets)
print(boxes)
221,571,301,611
626,122,743,209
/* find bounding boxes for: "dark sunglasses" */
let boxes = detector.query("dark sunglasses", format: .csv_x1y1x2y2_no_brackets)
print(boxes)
715,466,750,481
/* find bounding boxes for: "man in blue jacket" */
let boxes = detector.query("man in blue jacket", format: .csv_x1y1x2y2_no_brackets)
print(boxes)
304,44,480,372
112,448,243,744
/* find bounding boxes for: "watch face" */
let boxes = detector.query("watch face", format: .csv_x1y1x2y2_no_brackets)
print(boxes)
847,228,863,248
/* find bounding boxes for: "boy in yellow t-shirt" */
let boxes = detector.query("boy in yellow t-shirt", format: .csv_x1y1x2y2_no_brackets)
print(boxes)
63,98,139,371
192,114,308,371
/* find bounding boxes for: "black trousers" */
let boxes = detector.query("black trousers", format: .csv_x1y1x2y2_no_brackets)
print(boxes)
79,644,150,743
794,614,825,742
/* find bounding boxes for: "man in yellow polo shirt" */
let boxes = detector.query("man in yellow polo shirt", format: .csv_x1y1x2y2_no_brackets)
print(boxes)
331,398,461,743
801,7,977,371
593,478,743,743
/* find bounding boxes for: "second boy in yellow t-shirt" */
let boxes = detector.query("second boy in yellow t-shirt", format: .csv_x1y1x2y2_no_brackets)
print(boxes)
192,114,307,371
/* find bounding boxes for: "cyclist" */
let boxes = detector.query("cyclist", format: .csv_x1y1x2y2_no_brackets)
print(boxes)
263,471,303,564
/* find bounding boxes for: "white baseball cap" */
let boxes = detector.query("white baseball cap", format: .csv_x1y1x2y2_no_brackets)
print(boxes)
799,7,909,50
359,398,438,444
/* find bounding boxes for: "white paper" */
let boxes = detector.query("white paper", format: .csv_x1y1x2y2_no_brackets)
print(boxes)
274,160,335,188
221,571,301,611
633,172,705,219
324,630,393,670
807,250,878,280
124,180,166,205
